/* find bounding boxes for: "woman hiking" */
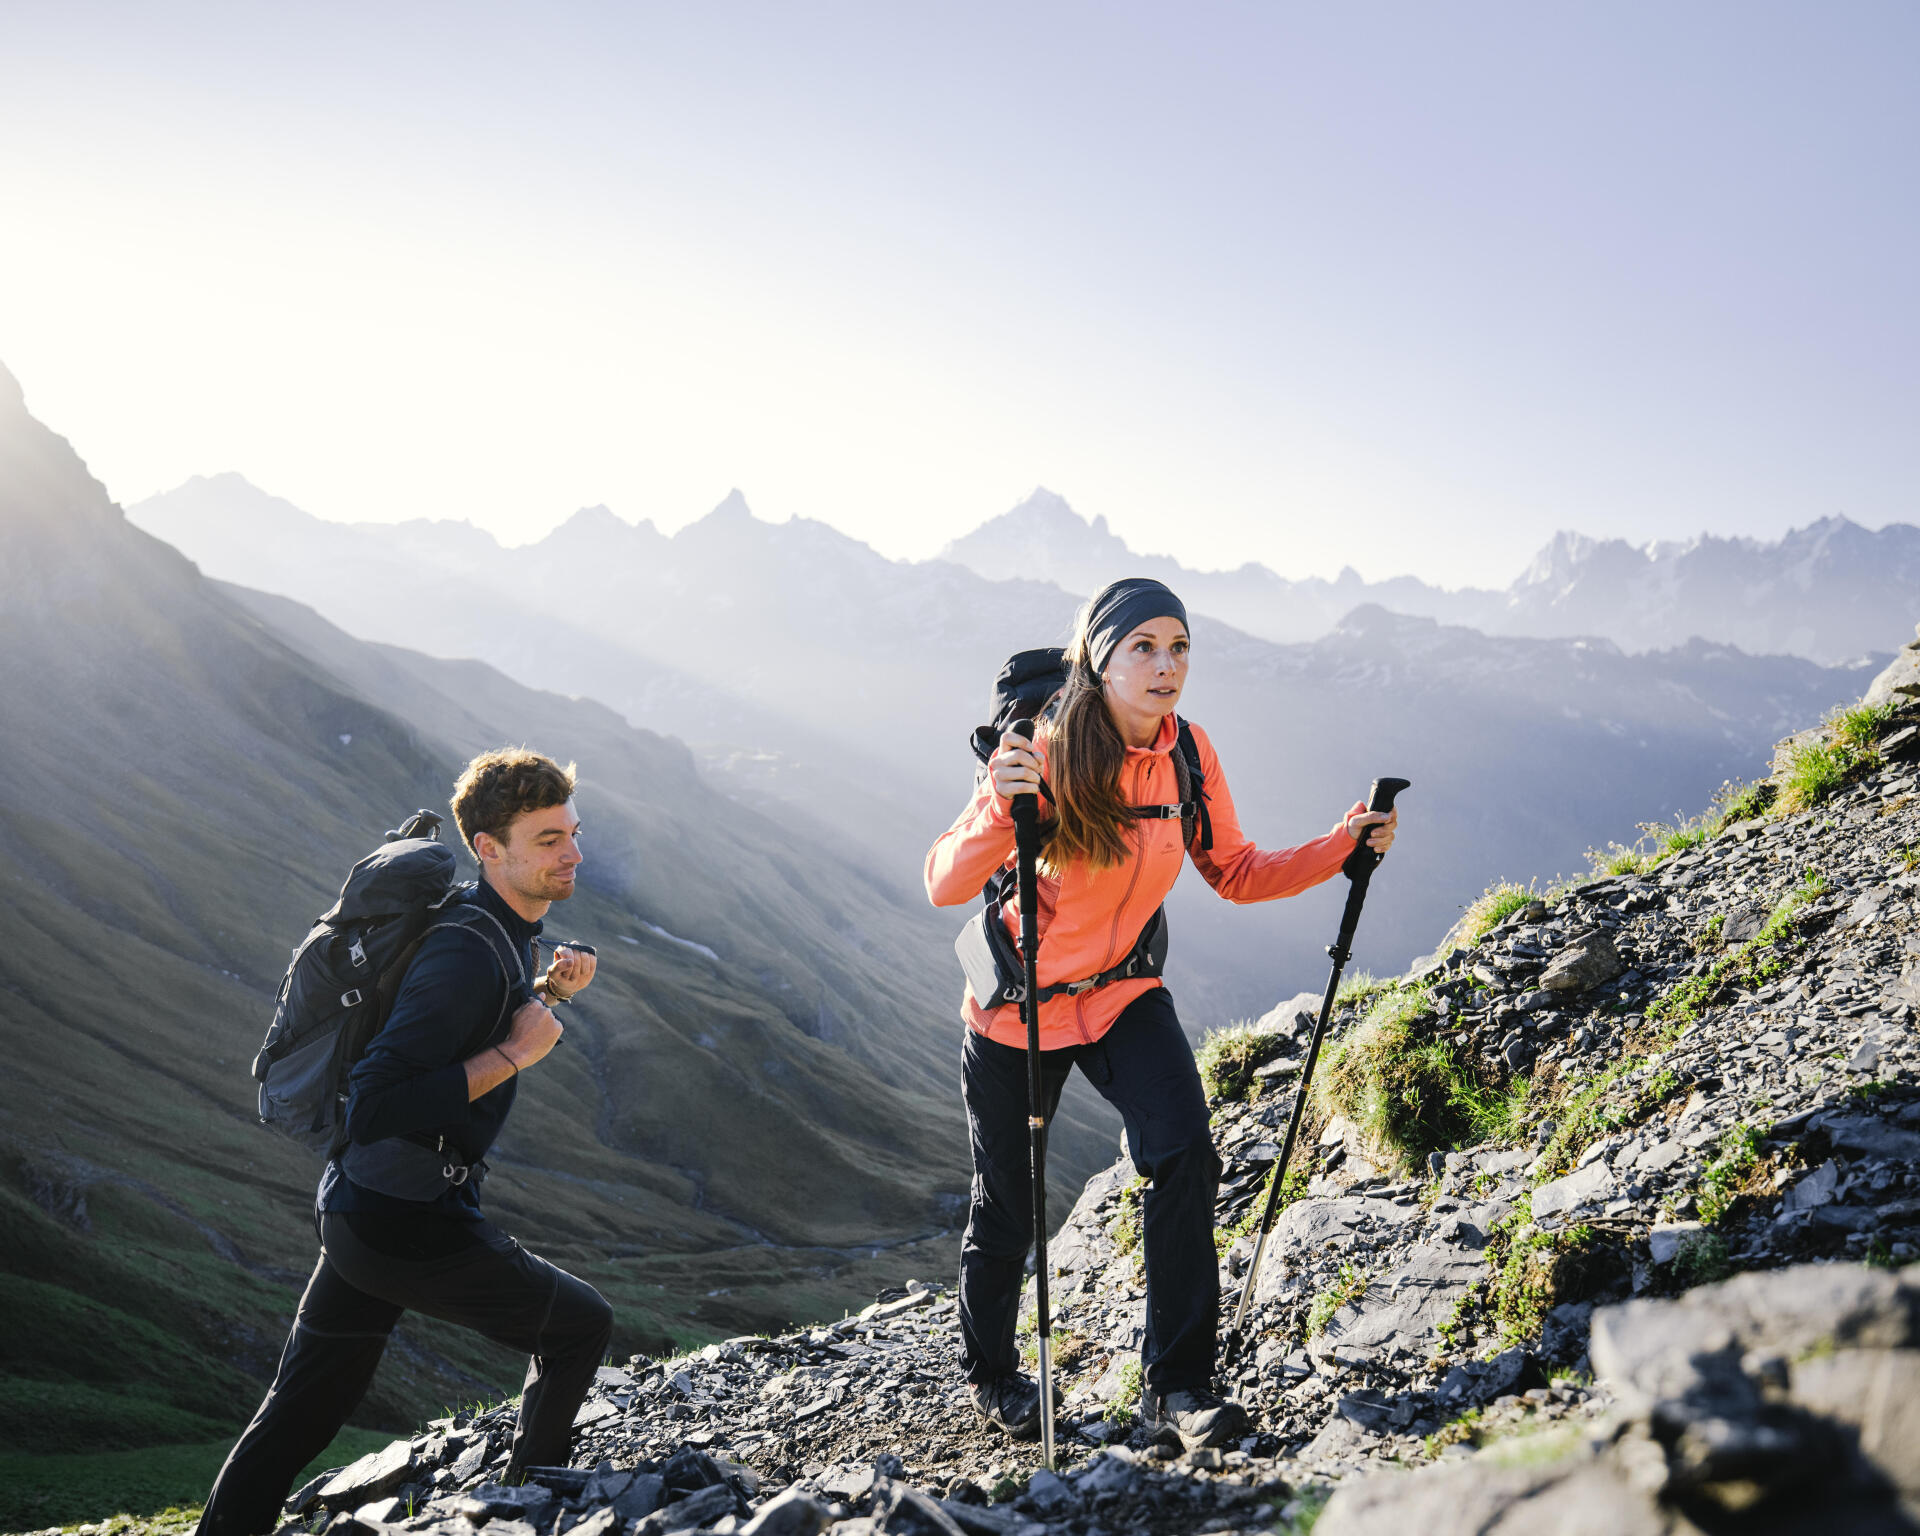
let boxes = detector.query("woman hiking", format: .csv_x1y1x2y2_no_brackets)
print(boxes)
924,577,1397,1450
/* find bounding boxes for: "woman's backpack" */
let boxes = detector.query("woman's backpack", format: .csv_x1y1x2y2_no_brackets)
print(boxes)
953,648,1212,1010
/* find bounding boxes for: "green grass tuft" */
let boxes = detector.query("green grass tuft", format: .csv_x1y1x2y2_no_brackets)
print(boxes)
1670,1230,1732,1287
1454,883,1542,948
1533,1063,1684,1180
1776,702,1894,813
1831,700,1898,752
1695,1123,1764,1226
1315,986,1530,1166
1712,777,1776,827
1306,1262,1369,1338
1104,1357,1143,1425
1333,970,1396,1009
1106,1177,1147,1264
1216,1165,1309,1256
1195,1022,1286,1103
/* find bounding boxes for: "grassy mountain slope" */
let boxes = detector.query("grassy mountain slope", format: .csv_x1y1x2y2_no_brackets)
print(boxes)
0,366,1113,1472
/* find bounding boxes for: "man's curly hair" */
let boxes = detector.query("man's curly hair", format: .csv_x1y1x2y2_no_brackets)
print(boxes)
450,748,577,857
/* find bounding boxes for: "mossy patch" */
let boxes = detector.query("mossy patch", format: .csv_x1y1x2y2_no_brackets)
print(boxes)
1532,1062,1684,1179
1106,1175,1147,1277
1486,1217,1610,1343
1649,870,1826,1025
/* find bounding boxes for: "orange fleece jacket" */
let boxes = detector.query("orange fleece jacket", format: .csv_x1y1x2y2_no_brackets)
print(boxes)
925,714,1362,1051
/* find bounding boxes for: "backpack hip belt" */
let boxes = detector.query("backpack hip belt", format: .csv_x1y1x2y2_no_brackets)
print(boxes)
954,899,1171,1013
341,1134,490,1203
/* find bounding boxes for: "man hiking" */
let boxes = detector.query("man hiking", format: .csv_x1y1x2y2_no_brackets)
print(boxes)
925,578,1397,1451
200,749,612,1535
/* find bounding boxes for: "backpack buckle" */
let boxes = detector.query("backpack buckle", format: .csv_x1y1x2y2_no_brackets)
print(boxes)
348,939,367,968
443,1161,470,1186
340,989,363,1008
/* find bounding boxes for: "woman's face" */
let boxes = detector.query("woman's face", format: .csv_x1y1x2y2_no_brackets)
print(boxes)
1102,616,1190,738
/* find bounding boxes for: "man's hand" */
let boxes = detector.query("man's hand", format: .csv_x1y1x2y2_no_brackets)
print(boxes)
539,945,597,1003
505,997,565,1064
465,998,564,1099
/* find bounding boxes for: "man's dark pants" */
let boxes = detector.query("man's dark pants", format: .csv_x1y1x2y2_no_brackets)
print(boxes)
959,986,1222,1392
198,1214,613,1536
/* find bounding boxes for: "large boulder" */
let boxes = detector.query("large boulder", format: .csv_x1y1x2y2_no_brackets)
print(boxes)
1862,622,1920,709
1319,1262,1920,1534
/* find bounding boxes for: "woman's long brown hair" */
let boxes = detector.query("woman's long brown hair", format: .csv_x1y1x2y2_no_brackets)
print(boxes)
1039,602,1137,874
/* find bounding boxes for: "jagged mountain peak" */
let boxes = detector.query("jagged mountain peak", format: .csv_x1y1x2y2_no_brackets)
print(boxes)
545,502,661,545
0,359,24,413
705,487,755,522
1004,484,1086,525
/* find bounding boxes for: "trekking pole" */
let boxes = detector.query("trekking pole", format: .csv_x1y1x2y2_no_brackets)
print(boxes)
1225,776,1410,1349
1007,717,1056,1470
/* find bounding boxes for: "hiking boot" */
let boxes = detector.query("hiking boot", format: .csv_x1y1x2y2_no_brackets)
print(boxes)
1139,1385,1251,1450
969,1372,1043,1439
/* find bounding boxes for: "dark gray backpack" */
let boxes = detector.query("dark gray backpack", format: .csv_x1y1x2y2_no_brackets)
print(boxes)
252,811,515,1156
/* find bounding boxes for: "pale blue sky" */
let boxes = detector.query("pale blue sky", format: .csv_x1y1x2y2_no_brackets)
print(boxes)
2,3,1914,585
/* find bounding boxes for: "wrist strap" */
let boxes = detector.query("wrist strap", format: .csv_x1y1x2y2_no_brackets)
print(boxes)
491,1044,519,1077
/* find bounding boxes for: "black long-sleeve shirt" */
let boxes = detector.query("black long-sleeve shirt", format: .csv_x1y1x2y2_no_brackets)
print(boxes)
318,876,537,1222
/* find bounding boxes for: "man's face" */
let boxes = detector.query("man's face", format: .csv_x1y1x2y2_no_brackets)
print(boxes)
479,800,582,905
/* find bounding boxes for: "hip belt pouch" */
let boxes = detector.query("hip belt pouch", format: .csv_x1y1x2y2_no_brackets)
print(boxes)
954,903,1171,1014
955,906,1024,1011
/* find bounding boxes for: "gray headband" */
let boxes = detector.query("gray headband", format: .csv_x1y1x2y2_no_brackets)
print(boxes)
1085,578,1190,678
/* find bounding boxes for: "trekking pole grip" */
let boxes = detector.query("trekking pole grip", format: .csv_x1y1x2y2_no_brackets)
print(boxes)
1367,776,1410,816
1008,718,1040,832
1343,775,1410,881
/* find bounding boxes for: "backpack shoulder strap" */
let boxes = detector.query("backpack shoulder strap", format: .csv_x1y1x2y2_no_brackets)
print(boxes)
373,900,526,1039
1174,717,1213,851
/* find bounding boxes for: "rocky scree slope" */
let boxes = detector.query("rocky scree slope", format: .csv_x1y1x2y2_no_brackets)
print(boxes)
95,638,1920,1536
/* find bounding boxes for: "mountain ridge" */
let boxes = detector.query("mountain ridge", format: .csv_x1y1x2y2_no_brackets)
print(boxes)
942,486,1920,664
128,471,1885,1030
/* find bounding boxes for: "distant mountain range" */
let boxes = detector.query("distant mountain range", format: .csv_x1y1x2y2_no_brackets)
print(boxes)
129,473,1886,1030
942,488,1920,665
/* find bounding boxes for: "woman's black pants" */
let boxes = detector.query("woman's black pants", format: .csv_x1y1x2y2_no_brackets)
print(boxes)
958,986,1222,1392
197,1213,613,1536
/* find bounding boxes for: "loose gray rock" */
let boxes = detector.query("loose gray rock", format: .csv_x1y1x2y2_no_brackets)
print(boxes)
738,1488,833,1536
640,1482,738,1534
1531,1160,1613,1222
1539,931,1622,992
318,1441,415,1508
